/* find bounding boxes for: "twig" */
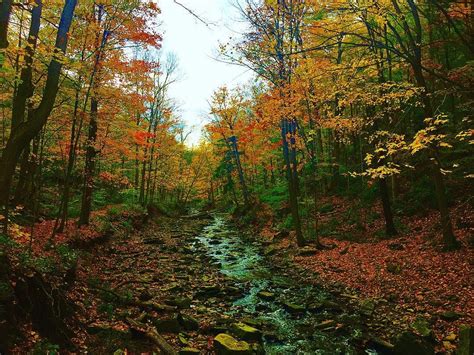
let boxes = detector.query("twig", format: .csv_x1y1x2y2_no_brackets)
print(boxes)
173,0,214,27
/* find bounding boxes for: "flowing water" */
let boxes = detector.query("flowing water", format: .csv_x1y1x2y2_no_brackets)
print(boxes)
194,214,375,355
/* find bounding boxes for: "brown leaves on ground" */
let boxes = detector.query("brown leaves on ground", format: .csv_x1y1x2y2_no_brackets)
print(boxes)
291,200,473,344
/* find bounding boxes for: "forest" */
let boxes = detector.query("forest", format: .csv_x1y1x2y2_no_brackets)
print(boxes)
0,0,472,354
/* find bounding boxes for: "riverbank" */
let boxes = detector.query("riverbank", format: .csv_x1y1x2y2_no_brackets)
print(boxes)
240,200,473,354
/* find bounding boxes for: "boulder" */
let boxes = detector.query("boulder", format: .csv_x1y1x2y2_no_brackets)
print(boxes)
214,333,251,355
231,322,262,341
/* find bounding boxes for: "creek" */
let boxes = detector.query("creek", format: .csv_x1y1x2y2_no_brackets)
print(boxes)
194,214,379,355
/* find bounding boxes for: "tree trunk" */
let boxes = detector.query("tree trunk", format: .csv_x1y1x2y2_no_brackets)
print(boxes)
78,97,98,226
281,119,304,246
433,161,457,248
0,0,77,233
0,0,13,50
379,177,397,237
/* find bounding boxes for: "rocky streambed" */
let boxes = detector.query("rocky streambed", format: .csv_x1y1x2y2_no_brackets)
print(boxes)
76,213,438,354
192,214,379,355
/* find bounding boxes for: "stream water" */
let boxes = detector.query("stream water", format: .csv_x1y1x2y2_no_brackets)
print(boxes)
194,214,377,355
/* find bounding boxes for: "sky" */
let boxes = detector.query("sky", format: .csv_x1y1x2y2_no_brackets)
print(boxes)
158,0,253,146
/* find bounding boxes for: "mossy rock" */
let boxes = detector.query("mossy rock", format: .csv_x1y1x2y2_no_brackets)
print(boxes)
257,291,275,301
179,313,199,331
411,317,432,338
282,301,305,313
214,333,251,355
155,314,181,333
231,322,262,341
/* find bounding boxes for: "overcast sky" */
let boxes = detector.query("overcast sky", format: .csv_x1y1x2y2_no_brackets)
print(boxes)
158,0,253,146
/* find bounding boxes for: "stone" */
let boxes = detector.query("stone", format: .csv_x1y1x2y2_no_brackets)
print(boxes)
155,314,181,333
296,247,318,256
282,301,306,313
360,299,376,316
339,246,349,255
439,310,462,321
231,322,262,341
214,333,251,355
393,332,434,355
387,262,402,274
411,317,432,338
257,291,275,300
139,289,153,301
179,347,200,355
458,325,474,355
313,319,336,330
166,296,192,309
179,313,200,331
388,242,404,250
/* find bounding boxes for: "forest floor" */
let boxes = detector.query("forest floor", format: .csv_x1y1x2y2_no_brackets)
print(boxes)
5,202,472,354
257,197,473,353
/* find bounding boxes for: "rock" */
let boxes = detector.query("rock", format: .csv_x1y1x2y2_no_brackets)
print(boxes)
387,262,402,274
214,333,251,355
179,314,199,331
411,317,432,338
282,301,306,313
339,246,349,255
458,325,474,355
388,242,404,250
313,319,336,330
179,347,200,355
439,310,462,321
165,297,192,309
257,291,275,300
393,331,434,355
196,285,221,297
155,314,181,333
360,299,376,316
296,247,318,256
263,245,278,256
231,322,262,341
368,337,394,352
139,289,153,301
307,302,323,312
321,299,342,312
